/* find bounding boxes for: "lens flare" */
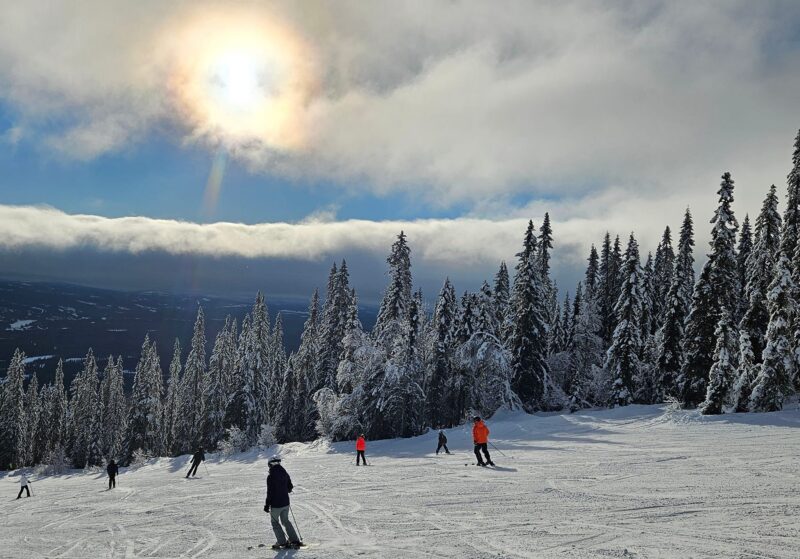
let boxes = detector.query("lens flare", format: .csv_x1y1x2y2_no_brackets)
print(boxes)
163,9,317,151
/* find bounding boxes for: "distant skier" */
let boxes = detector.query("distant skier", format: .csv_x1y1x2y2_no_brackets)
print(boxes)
356,434,367,465
16,473,30,499
472,416,494,467
264,456,303,550
107,460,119,489
186,447,205,478
436,430,450,455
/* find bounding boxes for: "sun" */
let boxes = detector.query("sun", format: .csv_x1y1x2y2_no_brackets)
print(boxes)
211,51,264,111
164,9,316,150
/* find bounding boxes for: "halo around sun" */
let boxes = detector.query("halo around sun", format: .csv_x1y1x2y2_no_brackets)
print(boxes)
164,9,317,151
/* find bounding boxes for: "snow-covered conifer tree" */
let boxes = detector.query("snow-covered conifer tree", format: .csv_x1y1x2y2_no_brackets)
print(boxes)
124,336,164,463
163,340,182,455
736,214,753,320
49,358,68,455
426,278,457,427
100,356,126,461
23,371,40,466
656,209,695,398
653,226,675,326
493,261,511,341
750,253,795,411
508,221,549,411
604,234,643,407
0,349,26,469
681,174,739,407
176,306,207,453
699,312,737,415
69,349,103,468
732,185,781,409
203,319,232,449
319,261,352,393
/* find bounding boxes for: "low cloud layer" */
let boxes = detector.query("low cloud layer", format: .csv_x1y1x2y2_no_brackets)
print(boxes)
1,1,799,209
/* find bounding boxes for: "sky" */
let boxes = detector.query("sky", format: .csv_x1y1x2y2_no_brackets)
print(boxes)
1,0,800,303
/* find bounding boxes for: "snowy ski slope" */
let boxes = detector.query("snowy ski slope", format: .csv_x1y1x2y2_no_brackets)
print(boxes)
3,404,800,558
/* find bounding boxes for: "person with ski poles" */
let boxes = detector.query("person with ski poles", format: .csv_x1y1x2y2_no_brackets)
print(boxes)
107,460,119,489
472,416,494,467
356,434,367,465
16,472,31,499
436,430,450,455
264,456,304,550
186,446,205,478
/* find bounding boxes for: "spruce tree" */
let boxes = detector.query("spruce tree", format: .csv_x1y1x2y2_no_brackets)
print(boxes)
427,279,457,427
508,221,549,410
101,356,126,461
0,349,26,469
699,312,737,415
163,340,182,455
203,319,231,449
641,253,656,336
319,261,351,393
604,234,644,407
652,226,675,327
124,336,164,463
225,315,255,433
374,231,413,347
566,282,603,410
176,306,207,453
598,233,620,346
655,209,696,399
23,371,40,466
680,174,738,407
733,185,781,409
493,261,511,342
780,129,800,269
584,245,600,299
49,358,68,455
751,253,795,411
736,214,753,320
69,349,102,468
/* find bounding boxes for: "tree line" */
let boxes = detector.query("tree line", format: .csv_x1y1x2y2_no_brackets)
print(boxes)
1,129,799,471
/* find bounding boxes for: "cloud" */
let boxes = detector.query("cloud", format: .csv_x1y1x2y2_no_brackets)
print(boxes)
0,0,798,207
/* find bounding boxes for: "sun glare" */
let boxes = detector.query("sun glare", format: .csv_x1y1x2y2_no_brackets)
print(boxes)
164,9,316,151
212,52,263,110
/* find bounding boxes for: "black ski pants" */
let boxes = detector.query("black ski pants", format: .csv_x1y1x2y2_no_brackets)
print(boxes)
186,461,201,477
109,475,116,489
436,442,450,454
356,450,367,465
474,443,492,465
16,486,30,498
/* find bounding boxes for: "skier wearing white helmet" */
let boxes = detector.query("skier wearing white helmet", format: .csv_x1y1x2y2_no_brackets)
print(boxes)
264,456,304,550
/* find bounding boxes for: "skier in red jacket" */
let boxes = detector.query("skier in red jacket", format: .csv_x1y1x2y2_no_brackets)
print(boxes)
472,417,495,467
356,434,367,466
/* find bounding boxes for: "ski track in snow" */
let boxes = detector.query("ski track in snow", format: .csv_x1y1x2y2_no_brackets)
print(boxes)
3,405,800,558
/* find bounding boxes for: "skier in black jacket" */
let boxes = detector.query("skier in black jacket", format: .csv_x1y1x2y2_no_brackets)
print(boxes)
436,430,450,454
107,460,119,489
264,456,303,550
186,447,205,478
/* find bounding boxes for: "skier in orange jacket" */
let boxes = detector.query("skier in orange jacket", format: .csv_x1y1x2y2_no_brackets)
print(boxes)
472,417,494,467
356,434,367,466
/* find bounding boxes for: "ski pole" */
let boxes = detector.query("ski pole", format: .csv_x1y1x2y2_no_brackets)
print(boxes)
203,462,210,477
488,441,510,458
28,482,34,497
289,505,303,542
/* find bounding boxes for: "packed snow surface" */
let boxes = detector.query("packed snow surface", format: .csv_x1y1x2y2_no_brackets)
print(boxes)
3,405,800,558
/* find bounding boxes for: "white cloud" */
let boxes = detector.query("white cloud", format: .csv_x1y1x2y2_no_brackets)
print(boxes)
0,0,798,209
